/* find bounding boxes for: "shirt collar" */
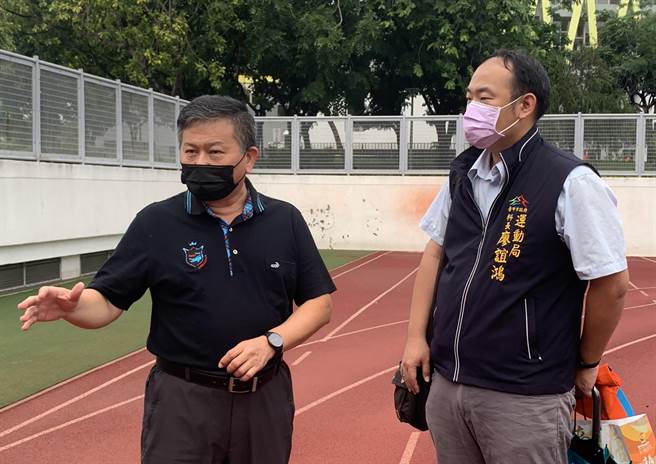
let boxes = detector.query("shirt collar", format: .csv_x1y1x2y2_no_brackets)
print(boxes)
467,149,506,183
184,177,266,216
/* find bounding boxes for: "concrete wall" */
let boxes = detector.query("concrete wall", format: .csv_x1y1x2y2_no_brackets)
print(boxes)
1,159,655,267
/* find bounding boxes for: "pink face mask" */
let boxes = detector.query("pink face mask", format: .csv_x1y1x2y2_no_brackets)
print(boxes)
463,95,524,149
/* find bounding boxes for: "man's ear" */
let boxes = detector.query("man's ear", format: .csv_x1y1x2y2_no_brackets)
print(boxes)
519,93,538,119
245,146,259,173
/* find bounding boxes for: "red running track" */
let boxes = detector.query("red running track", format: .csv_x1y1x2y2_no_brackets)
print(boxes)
0,252,655,463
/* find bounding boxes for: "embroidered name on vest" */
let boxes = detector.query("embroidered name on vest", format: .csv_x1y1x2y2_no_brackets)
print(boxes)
491,195,529,282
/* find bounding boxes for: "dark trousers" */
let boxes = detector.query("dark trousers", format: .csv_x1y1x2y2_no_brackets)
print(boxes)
141,362,295,464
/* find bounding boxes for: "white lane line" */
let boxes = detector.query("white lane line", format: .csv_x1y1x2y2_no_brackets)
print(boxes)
331,251,393,279
641,291,650,297
295,366,396,416
0,348,148,415
399,432,422,464
293,320,410,350
629,281,639,290
604,333,656,355
0,395,144,453
329,320,409,340
624,302,656,310
291,351,312,366
640,257,656,265
321,267,419,341
628,287,656,292
328,251,380,273
0,360,154,439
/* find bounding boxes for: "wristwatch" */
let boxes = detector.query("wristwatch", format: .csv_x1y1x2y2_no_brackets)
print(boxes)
265,331,284,356
577,356,600,369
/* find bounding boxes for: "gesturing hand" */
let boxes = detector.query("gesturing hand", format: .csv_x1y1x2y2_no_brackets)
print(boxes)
18,282,85,331
218,336,276,381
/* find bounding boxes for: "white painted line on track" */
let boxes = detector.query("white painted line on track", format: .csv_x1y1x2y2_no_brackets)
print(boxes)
328,251,380,274
295,366,396,416
628,287,656,292
628,281,639,290
295,320,410,350
399,432,422,464
0,348,148,415
0,360,154,439
331,251,393,279
291,351,312,366
0,395,144,453
330,320,410,341
604,333,656,355
624,302,656,310
640,257,656,265
321,267,418,341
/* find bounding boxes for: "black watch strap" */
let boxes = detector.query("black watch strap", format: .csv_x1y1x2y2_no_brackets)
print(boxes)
265,331,284,354
577,357,601,369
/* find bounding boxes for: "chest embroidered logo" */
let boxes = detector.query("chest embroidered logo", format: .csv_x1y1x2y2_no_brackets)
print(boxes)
182,242,208,269
270,262,280,269
491,195,529,282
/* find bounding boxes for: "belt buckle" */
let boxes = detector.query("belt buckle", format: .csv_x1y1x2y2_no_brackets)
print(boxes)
228,376,258,393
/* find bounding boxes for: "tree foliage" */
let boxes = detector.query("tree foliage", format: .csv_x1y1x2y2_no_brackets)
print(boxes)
598,12,656,113
1,0,652,115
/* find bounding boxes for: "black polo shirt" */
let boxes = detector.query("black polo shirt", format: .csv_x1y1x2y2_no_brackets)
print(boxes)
89,179,336,369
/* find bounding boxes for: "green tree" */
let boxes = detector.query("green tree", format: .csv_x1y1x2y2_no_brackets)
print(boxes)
599,12,656,113
0,0,250,100
359,0,567,116
545,47,631,113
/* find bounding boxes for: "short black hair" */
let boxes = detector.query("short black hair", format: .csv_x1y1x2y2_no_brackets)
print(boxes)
486,49,551,120
177,95,256,150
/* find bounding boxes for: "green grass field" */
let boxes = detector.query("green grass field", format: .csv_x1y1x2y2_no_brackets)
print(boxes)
0,249,370,408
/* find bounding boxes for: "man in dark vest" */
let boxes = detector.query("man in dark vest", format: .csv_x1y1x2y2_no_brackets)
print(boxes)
401,50,628,463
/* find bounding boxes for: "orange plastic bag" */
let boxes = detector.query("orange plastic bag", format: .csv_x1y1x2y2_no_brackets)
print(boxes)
576,364,635,421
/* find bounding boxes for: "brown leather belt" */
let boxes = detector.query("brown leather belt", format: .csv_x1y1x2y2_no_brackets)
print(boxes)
156,357,277,393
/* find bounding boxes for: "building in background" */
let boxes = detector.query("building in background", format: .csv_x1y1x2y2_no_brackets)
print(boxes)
535,0,644,49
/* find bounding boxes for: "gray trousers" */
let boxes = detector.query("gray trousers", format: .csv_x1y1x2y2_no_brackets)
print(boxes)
141,363,295,464
426,372,576,464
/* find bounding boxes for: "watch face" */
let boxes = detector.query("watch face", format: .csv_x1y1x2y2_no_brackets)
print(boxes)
268,332,284,349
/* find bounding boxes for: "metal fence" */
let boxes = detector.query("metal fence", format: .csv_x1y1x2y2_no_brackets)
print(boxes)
2,49,655,176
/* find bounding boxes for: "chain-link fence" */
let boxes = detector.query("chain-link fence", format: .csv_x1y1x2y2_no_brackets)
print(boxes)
1,49,654,176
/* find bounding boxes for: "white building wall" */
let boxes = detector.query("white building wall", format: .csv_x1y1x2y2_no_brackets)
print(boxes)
1,160,654,267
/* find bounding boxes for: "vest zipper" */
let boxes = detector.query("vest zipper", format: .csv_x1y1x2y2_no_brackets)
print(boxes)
524,298,532,360
452,155,509,382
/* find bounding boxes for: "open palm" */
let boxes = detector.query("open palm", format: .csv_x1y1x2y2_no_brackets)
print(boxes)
18,282,85,331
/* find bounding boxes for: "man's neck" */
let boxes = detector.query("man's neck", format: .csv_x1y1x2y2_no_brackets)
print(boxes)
488,120,535,166
205,182,248,223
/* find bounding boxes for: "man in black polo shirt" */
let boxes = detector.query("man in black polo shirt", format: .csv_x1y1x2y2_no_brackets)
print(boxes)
18,95,336,463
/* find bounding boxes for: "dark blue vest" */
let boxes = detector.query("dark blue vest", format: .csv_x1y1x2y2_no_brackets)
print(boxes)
431,127,590,395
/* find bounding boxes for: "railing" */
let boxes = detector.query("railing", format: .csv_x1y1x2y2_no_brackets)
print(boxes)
2,49,655,176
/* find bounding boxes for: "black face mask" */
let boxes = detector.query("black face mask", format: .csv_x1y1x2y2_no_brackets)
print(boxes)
180,153,247,201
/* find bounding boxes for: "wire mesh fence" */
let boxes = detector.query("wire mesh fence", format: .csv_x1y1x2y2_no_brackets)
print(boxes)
1,49,653,176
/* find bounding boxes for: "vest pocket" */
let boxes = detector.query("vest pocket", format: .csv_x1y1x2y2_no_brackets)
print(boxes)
524,298,542,362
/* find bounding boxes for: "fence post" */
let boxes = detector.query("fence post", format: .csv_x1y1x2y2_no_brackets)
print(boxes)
32,56,41,161
399,116,408,173
636,112,646,176
574,112,584,159
116,80,123,166
291,116,300,174
175,96,180,165
456,114,465,154
345,115,353,173
78,69,85,163
148,88,155,167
